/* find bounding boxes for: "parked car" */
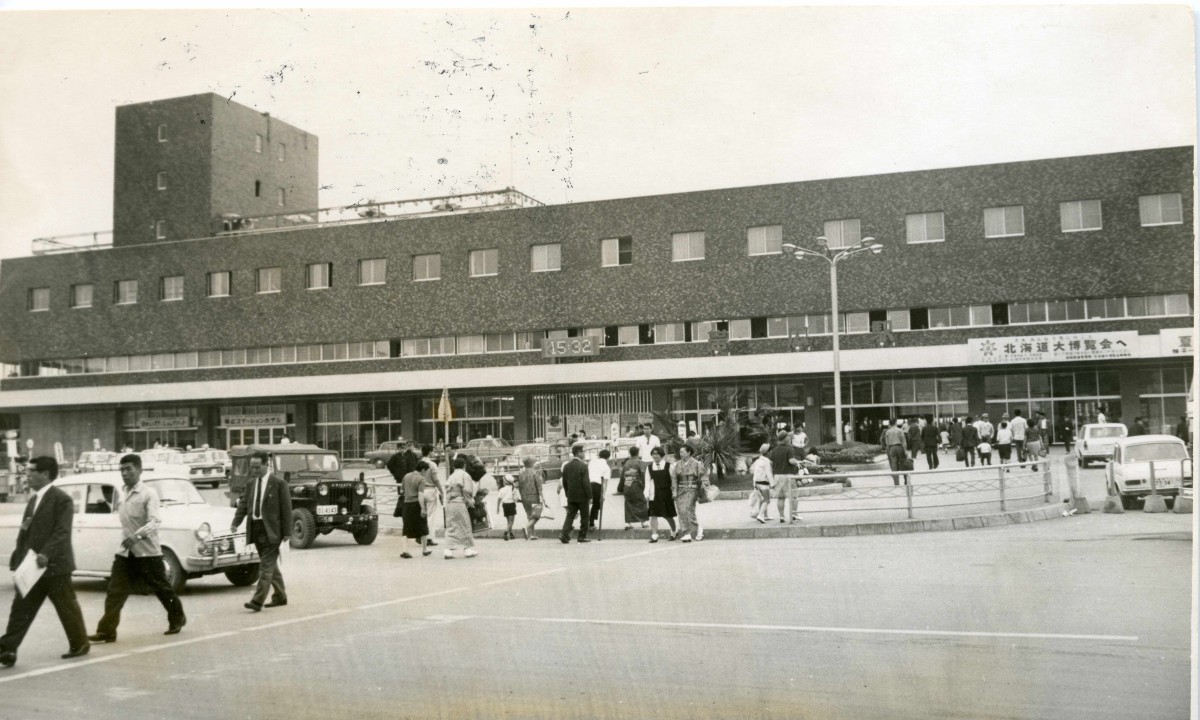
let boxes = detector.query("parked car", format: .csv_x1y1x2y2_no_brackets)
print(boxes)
461,437,514,464
228,443,378,549
610,438,639,462
137,449,187,469
496,442,571,482
1075,423,1128,467
1107,434,1192,509
365,440,406,468
73,451,122,474
180,449,229,488
55,468,261,593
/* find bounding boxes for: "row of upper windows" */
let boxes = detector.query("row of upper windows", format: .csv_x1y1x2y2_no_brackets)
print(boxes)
10,292,1190,378
155,123,295,161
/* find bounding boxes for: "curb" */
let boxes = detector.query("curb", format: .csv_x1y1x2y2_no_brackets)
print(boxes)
379,503,1065,540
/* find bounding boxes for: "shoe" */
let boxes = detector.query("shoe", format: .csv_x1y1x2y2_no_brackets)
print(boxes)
464,549,478,558
401,552,414,559
641,523,648,528
792,513,804,522
422,549,432,556
264,598,287,608
649,534,659,543
779,518,785,523
577,539,590,543
426,540,438,547
444,550,455,559
0,651,15,668
164,616,187,635
529,535,539,541
756,516,766,524
88,632,117,643
667,531,677,541
62,643,91,659
624,524,632,530
681,536,692,543
503,532,510,541
244,602,263,612
695,532,704,541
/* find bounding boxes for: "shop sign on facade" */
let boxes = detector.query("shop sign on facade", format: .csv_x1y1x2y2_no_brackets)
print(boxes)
136,417,192,429
1158,327,1194,356
968,331,1138,365
223,413,287,426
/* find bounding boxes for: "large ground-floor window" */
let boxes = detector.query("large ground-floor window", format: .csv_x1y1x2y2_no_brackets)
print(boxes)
419,394,514,445
985,369,1120,442
310,399,402,458
669,384,807,440
120,405,202,451
1136,365,1193,435
220,404,298,449
821,375,968,443
532,390,653,442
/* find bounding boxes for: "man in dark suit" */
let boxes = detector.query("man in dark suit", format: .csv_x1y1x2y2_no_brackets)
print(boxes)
388,441,420,520
1,456,90,667
559,444,591,544
231,451,292,612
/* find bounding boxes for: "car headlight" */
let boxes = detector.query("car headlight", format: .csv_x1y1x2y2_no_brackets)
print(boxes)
354,482,366,496
317,483,329,497
194,522,212,541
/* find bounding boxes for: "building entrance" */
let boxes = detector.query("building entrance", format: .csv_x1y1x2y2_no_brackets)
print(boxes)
227,427,287,447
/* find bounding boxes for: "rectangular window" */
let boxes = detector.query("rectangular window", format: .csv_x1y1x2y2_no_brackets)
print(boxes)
688,321,715,343
277,188,285,207
617,326,639,346
254,180,261,198
530,243,561,272
887,309,910,331
747,225,783,256
109,356,130,372
1163,293,1191,315
671,231,705,262
469,249,499,277
654,323,686,343
905,212,945,243
206,271,231,298
255,134,263,153
413,254,441,281
358,258,386,285
970,304,993,326
401,338,429,357
843,312,870,333
157,171,167,190
1139,193,1183,226
430,336,455,355
823,219,861,249
516,332,539,351
151,353,174,371
157,124,167,142
984,205,1025,238
256,267,281,294
457,334,485,354
128,355,151,372
114,280,138,305
174,352,198,369
601,237,632,267
1060,199,1102,232
929,307,952,328
766,317,788,337
28,287,49,312
278,144,286,162
70,284,93,309
198,351,222,368
160,275,184,301
485,333,516,353
306,262,332,290
728,319,752,340
155,220,167,240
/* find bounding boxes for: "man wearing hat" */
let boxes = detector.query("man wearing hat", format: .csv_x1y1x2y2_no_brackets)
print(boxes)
749,443,773,523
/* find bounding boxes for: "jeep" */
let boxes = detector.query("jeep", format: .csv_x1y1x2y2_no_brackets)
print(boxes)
228,443,379,549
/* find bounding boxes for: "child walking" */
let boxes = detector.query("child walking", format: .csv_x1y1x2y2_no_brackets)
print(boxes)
495,473,519,541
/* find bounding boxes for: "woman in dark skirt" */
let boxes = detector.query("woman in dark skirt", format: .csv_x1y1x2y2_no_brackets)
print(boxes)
400,461,431,558
645,446,677,543
621,446,649,530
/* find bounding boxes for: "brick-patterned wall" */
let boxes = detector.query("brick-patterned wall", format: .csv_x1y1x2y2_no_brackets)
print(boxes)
3,146,1192,367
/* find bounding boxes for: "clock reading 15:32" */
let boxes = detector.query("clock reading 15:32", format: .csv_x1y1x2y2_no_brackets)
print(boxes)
541,336,600,358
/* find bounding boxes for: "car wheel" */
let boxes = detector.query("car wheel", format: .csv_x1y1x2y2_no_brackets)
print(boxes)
224,564,260,587
374,459,385,469
1077,456,1087,468
161,547,187,594
290,508,318,549
352,506,379,545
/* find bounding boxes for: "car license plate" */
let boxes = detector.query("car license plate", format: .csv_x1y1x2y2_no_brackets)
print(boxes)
316,505,339,516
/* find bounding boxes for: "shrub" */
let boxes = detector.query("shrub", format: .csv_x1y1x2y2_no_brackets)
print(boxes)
813,440,884,464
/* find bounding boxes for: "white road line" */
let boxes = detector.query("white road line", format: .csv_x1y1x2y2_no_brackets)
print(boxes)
467,615,1139,643
355,566,566,610
601,544,687,562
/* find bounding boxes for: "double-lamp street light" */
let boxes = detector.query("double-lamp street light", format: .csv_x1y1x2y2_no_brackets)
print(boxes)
782,236,884,445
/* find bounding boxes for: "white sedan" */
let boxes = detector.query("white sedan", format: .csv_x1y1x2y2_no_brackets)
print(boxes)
54,468,260,593
1107,434,1193,510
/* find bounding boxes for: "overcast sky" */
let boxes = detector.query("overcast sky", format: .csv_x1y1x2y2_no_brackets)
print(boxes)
0,5,1194,260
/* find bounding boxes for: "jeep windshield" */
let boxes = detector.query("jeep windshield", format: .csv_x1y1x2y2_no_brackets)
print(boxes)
274,454,341,473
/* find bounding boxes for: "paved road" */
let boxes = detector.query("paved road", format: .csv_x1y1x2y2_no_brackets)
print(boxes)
0,507,1191,719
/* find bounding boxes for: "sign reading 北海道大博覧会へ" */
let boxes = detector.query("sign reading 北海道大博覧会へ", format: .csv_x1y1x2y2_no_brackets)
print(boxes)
968,331,1138,365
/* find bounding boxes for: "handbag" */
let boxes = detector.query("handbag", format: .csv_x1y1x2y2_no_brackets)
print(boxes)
955,447,966,462
703,484,720,502
899,457,914,472
529,502,543,521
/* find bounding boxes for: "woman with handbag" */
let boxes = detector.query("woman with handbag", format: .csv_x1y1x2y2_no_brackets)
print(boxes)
515,456,544,540
670,443,708,543
621,446,649,530
1024,421,1046,471
645,446,677,543
399,461,432,558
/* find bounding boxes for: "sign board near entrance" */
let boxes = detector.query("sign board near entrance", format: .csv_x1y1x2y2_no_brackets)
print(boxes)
137,417,191,429
968,331,1137,365
223,414,287,426
541,337,600,358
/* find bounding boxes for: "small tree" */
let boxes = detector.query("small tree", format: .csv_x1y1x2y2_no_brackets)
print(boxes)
694,422,743,483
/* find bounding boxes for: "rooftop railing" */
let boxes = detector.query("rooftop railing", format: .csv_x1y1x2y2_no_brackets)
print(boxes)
31,231,113,256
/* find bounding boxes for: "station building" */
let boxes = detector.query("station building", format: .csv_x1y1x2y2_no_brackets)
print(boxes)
0,93,1193,460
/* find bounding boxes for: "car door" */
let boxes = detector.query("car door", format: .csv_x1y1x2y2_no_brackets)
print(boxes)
1110,446,1126,492
69,482,122,573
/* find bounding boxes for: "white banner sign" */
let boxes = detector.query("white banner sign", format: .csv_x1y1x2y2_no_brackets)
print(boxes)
1158,327,1194,357
968,331,1138,365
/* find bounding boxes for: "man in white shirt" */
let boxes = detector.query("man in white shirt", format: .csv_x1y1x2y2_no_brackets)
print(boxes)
587,449,612,530
974,414,994,444
749,444,773,523
1009,409,1029,462
790,424,809,453
633,424,661,455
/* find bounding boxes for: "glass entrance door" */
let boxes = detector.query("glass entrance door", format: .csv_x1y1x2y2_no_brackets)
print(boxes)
226,426,286,448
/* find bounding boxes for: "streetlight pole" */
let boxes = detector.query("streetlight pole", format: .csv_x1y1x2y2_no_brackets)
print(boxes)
782,236,883,445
